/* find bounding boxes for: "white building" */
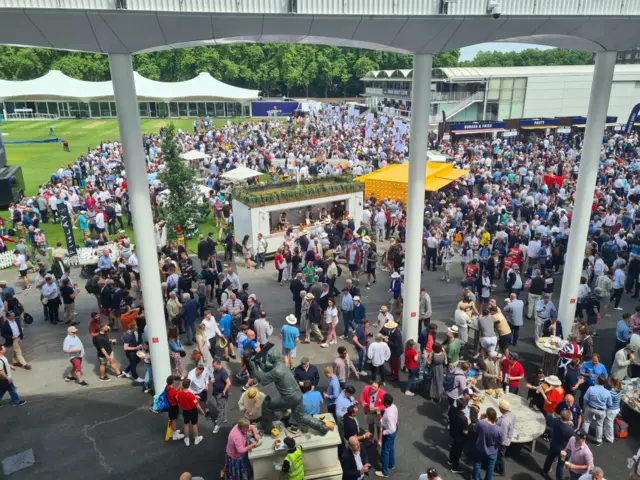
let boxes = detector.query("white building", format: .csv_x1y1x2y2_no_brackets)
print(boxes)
0,70,259,120
362,65,640,125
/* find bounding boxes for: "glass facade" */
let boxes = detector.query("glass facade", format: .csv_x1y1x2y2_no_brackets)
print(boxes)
486,77,527,120
2,100,249,118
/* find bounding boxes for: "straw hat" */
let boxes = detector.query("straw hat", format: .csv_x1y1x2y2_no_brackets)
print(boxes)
305,292,315,300
285,314,297,325
384,320,398,330
353,296,361,302
299,229,308,236
217,336,229,349
363,236,371,244
347,215,353,220
498,399,511,411
447,325,459,334
379,306,389,313
246,387,259,400
544,375,562,386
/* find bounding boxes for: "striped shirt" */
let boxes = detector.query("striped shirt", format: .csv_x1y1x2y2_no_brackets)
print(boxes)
609,389,622,410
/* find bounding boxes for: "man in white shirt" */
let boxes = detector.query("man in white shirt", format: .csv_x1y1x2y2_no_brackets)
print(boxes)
527,237,541,266
201,311,222,355
255,233,268,270
63,326,87,386
226,268,242,293
592,252,606,286
374,209,387,242
376,393,398,477
127,250,140,290
188,364,213,419
95,210,106,235
13,252,30,289
48,195,60,223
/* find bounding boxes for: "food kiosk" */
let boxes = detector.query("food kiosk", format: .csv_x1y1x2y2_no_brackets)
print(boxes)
232,178,364,256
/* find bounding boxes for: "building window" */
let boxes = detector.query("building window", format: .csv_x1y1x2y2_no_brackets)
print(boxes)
618,53,624,60
626,53,632,60
635,53,640,59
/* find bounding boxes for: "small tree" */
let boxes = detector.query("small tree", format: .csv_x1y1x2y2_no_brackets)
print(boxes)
158,123,202,251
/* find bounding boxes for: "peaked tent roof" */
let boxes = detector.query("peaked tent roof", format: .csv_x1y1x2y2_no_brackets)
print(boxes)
0,70,260,102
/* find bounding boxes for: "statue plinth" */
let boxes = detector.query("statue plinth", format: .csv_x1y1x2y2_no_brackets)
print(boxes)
248,415,343,480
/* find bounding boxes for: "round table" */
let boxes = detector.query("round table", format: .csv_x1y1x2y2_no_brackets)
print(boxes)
473,392,546,452
621,378,640,414
536,337,562,376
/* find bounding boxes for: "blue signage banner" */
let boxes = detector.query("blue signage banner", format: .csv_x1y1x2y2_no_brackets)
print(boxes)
571,116,617,125
449,122,504,131
624,105,640,135
250,101,301,117
519,118,559,127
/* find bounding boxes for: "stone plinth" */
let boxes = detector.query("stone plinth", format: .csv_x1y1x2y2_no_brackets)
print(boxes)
249,414,343,480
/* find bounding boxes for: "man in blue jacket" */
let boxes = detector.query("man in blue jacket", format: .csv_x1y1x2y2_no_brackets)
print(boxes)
181,293,200,345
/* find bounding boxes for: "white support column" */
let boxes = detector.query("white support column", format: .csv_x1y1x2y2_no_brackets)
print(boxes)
557,51,617,336
402,54,432,343
109,53,171,392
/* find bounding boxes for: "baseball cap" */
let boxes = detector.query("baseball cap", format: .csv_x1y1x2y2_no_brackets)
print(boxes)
67,326,78,334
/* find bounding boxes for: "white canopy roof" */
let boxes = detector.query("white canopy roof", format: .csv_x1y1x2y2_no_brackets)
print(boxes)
180,150,210,161
0,70,260,102
221,167,261,181
160,184,212,195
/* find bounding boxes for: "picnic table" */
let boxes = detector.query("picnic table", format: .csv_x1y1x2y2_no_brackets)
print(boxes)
473,391,546,452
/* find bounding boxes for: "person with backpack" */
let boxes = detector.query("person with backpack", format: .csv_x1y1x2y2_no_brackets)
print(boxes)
600,237,618,268
445,361,471,407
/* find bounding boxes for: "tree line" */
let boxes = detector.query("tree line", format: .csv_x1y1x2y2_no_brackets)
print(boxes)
0,45,592,98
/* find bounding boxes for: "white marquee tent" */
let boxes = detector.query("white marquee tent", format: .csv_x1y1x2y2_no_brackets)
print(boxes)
221,167,262,182
180,150,210,161
0,70,260,102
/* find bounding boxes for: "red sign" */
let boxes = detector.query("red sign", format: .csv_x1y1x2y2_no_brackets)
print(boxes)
411,312,417,318
570,298,576,304
152,337,159,343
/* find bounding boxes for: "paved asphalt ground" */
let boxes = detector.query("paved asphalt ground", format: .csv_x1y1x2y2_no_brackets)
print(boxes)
1,251,639,480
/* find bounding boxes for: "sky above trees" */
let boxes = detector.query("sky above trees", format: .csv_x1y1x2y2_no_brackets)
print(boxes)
0,45,593,98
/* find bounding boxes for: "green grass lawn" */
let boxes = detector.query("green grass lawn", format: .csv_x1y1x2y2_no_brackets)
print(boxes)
0,117,252,250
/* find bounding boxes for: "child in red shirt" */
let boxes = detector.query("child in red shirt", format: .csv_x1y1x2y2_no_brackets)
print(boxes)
164,376,184,441
404,339,419,396
176,378,205,446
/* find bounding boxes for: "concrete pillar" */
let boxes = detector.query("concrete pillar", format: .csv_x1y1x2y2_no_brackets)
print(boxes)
402,54,432,342
109,53,171,391
557,51,617,336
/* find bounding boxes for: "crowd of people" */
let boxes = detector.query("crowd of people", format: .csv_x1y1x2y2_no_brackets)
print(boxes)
2,101,640,480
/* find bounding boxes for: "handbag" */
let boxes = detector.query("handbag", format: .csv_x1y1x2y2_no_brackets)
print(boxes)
23,313,34,325
191,350,202,362
179,350,186,358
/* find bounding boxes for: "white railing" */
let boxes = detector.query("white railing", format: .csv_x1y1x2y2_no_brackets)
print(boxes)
443,91,484,118
4,112,59,121
296,0,440,14
377,106,412,120
432,91,484,103
0,0,290,12
365,87,384,96
2,0,640,15
447,0,640,16
0,251,16,270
